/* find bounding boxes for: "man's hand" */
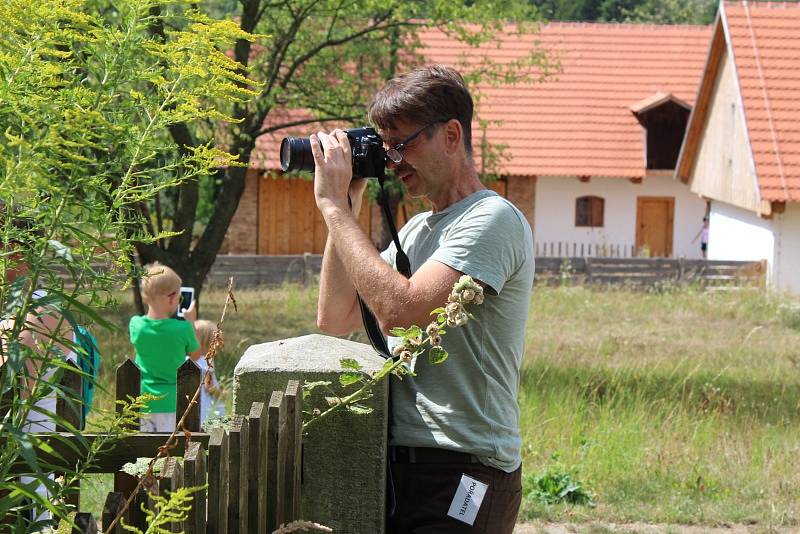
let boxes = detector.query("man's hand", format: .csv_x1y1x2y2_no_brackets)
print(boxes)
311,130,355,213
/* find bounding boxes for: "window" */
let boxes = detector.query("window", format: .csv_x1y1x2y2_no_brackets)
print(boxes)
576,196,604,227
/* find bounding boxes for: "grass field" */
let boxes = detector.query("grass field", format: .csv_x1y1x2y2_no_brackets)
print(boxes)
85,283,800,527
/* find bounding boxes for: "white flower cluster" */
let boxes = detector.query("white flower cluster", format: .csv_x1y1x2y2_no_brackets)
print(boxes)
444,275,484,327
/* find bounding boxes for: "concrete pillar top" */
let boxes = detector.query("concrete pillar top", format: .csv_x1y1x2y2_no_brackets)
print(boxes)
236,333,387,374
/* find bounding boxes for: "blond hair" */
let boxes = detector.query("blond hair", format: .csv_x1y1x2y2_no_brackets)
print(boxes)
194,319,217,354
140,262,182,303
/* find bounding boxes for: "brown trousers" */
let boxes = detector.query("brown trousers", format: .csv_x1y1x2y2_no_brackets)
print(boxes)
387,448,522,534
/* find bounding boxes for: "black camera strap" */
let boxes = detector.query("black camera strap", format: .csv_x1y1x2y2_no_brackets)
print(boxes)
355,172,411,360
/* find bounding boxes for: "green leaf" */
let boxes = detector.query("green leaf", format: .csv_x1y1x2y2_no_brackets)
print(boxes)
347,404,373,415
429,346,448,364
430,307,446,315
404,325,422,340
339,372,361,387
340,358,363,371
389,327,407,337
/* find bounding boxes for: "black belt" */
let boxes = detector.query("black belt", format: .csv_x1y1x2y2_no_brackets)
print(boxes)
389,446,480,464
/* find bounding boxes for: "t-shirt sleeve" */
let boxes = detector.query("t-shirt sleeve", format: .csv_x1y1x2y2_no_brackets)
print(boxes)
184,321,200,353
429,200,527,295
128,316,140,343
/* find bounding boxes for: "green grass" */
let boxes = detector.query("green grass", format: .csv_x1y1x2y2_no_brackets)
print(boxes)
83,284,800,527
518,286,800,526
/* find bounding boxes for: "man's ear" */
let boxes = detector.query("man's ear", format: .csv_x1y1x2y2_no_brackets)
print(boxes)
443,119,462,155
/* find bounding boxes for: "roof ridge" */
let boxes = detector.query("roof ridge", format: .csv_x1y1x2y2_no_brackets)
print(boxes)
541,21,710,31
725,0,800,8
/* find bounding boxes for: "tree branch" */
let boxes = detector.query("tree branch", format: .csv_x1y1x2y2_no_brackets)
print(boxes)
251,115,361,138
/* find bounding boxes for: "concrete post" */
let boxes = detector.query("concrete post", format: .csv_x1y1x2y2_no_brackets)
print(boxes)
233,334,388,534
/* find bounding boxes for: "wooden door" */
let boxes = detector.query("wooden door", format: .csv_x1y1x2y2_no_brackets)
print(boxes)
635,197,674,257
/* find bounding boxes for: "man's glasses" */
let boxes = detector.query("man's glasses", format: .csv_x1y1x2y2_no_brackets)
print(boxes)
385,121,446,165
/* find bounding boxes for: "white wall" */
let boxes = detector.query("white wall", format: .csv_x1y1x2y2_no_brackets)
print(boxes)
708,202,774,262
533,174,708,257
774,203,800,295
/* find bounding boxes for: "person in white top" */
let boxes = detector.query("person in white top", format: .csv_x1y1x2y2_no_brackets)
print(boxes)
191,319,226,425
1,218,79,523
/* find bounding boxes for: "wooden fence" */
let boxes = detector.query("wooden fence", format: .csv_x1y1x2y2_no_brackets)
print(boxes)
535,241,637,258
11,359,303,533
205,254,766,289
534,257,767,287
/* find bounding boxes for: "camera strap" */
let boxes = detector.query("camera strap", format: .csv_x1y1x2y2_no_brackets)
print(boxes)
356,173,411,360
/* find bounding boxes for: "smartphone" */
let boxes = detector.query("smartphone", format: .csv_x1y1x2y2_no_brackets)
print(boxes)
177,286,195,319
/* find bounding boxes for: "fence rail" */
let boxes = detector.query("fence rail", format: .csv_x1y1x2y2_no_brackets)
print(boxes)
9,360,303,532
534,241,636,258
534,257,766,287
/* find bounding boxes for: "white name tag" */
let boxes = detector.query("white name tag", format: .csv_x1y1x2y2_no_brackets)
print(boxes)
447,474,489,526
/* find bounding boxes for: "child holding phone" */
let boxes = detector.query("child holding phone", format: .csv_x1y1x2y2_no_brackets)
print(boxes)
129,262,201,432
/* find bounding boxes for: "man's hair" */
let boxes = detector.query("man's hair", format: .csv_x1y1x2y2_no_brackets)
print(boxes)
141,262,182,303
194,319,217,353
368,65,474,155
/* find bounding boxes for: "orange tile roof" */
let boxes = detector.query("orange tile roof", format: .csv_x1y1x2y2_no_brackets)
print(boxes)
723,1,800,202
252,22,711,178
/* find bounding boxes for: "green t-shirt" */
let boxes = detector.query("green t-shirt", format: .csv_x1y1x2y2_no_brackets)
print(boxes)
382,189,535,472
129,315,199,413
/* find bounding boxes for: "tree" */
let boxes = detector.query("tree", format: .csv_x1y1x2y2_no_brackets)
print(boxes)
529,0,716,23
0,0,251,525
117,0,547,297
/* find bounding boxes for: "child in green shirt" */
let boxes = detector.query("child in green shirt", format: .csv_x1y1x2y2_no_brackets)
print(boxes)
129,262,201,432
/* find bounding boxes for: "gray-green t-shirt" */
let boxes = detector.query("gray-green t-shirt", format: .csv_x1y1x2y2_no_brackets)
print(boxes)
382,189,534,472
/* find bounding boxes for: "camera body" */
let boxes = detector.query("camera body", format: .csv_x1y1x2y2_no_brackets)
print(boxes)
280,127,386,179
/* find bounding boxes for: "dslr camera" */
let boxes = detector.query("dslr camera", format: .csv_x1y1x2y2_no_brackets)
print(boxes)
280,127,386,179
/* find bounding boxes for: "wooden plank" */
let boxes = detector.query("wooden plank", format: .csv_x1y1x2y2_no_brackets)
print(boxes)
247,402,268,534
183,441,207,534
4,434,211,474
154,457,184,533
128,489,149,532
116,359,141,431
73,512,98,533
227,415,249,533
207,428,229,534
266,390,285,532
102,492,127,534
176,359,202,433
284,380,303,521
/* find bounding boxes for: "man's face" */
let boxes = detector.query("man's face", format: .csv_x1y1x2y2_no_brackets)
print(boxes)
382,119,446,199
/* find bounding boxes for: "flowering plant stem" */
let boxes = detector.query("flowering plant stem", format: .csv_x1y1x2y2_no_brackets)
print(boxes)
303,275,484,432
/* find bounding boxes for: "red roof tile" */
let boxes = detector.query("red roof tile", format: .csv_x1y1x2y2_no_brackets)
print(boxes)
724,1,800,202
252,22,711,178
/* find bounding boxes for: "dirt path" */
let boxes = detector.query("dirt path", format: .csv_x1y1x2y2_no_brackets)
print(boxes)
514,522,794,533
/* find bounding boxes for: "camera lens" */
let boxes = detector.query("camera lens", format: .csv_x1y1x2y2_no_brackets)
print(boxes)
280,137,315,173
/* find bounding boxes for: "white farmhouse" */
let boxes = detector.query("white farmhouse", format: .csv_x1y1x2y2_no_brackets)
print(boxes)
676,1,800,293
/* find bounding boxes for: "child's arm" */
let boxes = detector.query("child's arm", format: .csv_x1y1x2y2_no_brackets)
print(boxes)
184,300,203,361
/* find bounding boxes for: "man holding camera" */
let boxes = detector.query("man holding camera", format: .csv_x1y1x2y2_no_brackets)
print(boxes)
311,65,534,533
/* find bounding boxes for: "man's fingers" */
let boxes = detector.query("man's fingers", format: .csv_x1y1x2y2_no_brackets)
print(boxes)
310,134,324,162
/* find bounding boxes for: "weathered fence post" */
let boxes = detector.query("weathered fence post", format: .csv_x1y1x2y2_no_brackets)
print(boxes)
234,334,390,534
115,360,141,498
266,390,286,532
207,427,229,534
102,492,127,534
176,359,202,432
183,441,207,534
227,415,249,533
247,401,268,534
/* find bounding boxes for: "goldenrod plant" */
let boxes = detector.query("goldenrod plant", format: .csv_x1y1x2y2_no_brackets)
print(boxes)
0,0,253,528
